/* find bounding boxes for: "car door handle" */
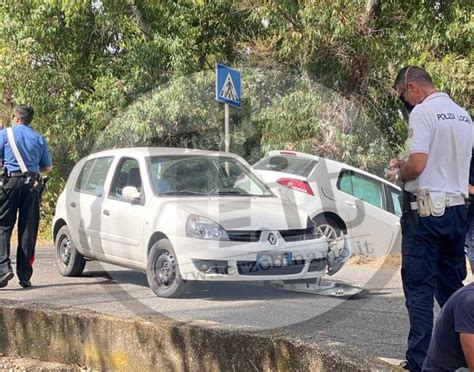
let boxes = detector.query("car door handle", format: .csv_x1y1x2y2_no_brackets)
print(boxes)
70,202,76,208
103,210,110,216
345,200,356,208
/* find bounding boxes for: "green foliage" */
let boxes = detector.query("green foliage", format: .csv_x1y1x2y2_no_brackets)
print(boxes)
0,0,471,237
96,68,395,176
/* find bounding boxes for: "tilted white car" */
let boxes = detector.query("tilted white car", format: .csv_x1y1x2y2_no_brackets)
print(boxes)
53,148,351,297
254,150,402,257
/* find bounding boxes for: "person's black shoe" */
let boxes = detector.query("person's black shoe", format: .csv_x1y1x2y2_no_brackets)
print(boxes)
0,271,14,288
19,280,32,288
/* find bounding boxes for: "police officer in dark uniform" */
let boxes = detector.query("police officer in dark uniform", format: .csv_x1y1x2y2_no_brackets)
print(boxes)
388,67,473,371
0,105,52,288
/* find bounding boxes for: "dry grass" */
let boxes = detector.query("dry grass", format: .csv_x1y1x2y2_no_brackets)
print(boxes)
348,254,474,272
348,253,401,269
10,229,53,248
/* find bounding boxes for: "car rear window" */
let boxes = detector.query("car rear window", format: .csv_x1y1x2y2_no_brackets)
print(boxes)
254,156,317,177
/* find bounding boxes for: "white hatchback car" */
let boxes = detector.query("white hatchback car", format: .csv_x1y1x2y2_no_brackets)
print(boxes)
254,151,402,257
53,148,350,297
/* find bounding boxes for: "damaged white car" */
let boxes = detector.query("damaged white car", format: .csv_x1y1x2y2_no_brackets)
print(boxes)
53,148,350,298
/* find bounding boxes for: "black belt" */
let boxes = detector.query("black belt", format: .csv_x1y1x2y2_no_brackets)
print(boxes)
8,172,39,178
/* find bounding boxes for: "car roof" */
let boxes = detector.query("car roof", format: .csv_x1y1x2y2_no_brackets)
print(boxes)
266,150,401,190
87,147,242,159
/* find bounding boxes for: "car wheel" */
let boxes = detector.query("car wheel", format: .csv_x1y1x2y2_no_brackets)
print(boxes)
313,215,342,243
55,225,86,277
147,239,188,298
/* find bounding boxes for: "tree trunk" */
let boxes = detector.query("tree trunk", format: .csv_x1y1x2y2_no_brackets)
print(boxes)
366,0,379,19
127,0,152,41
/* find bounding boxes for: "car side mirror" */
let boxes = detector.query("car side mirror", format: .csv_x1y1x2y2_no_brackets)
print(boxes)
122,186,141,203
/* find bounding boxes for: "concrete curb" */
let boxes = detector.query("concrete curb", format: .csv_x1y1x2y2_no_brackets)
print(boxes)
0,299,400,371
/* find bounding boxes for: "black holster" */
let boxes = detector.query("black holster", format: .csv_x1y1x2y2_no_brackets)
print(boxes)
36,175,48,199
401,190,417,214
399,190,419,236
0,168,9,188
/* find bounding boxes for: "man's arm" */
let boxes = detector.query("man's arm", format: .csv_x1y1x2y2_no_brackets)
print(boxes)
399,153,428,182
39,138,52,174
460,333,474,369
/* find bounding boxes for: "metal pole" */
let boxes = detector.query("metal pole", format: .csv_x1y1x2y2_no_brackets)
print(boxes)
224,103,230,152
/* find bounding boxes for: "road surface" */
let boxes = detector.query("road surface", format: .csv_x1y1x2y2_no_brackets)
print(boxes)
1,247,472,362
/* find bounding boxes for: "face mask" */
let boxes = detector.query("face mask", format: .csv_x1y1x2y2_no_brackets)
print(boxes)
403,100,415,113
399,95,415,114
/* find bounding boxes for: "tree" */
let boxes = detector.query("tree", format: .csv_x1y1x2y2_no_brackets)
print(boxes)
0,0,471,234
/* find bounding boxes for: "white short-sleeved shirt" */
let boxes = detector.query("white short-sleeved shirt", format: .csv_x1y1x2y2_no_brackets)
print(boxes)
404,92,473,196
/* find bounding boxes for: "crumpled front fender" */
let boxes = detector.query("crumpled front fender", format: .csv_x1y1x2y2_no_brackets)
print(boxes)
327,234,351,276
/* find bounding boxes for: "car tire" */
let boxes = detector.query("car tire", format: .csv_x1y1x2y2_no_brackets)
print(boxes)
146,239,188,298
313,215,342,243
55,225,86,277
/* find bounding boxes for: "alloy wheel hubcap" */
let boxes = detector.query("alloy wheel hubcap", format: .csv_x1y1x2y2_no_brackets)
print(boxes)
315,224,338,242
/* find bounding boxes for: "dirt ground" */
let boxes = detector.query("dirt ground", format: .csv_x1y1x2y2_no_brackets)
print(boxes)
0,355,91,371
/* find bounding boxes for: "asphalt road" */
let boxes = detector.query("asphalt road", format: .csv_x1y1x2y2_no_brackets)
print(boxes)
1,247,472,363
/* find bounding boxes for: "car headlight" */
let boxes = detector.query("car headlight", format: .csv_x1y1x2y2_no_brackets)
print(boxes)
186,215,229,241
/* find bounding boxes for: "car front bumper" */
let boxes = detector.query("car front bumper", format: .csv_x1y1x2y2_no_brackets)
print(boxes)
167,233,350,281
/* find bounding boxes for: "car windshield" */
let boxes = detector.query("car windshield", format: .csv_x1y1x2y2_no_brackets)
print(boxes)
148,155,273,197
253,155,317,177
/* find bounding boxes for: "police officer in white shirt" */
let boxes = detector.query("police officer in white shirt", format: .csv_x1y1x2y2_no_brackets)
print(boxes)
387,66,473,371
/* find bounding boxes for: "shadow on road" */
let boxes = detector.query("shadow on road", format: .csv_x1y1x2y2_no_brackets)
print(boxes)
80,268,389,302
0,279,112,291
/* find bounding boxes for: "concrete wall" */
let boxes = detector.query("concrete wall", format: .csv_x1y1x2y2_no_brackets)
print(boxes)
0,300,398,371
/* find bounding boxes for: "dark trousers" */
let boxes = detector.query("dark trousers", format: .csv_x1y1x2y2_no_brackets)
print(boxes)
0,176,41,282
401,205,467,371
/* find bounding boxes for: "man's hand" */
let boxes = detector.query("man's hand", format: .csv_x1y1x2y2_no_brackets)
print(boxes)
469,184,474,195
389,158,400,169
40,165,52,174
385,168,400,182
385,158,401,183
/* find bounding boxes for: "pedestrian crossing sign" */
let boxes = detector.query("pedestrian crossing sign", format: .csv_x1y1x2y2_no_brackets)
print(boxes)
215,63,241,108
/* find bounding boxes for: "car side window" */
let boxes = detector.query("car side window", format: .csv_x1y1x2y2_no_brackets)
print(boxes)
75,157,113,196
339,171,352,195
338,170,383,209
389,187,402,217
109,158,142,198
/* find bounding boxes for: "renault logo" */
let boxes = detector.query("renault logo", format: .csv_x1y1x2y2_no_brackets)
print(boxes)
268,233,278,245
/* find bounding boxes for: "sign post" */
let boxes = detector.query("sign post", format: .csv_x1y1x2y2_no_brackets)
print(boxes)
224,103,230,152
215,63,241,152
